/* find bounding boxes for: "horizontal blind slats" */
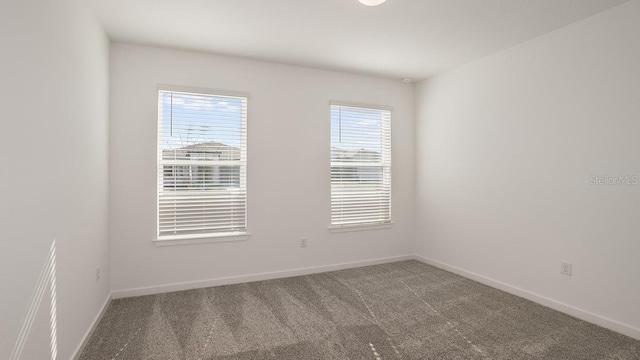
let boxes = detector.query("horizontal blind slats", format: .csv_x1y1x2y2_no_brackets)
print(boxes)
158,90,247,237
330,104,391,226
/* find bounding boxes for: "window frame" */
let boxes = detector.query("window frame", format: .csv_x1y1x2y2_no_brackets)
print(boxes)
329,101,393,231
154,85,250,246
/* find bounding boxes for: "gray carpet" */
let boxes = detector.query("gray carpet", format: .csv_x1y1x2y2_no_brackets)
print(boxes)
79,260,640,359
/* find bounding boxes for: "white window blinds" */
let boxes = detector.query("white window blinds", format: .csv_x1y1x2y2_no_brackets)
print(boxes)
157,89,247,239
330,104,391,227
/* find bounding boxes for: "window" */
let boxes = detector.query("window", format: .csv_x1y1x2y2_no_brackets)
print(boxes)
157,88,247,240
330,104,391,228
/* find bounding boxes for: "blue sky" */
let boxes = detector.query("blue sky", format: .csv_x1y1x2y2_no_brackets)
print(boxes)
160,93,385,153
160,91,245,150
331,106,384,153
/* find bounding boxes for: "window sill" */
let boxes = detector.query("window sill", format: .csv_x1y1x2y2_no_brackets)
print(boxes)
153,232,250,247
329,222,394,233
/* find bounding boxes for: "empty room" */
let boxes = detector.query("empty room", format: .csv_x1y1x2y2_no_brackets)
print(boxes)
2,0,639,359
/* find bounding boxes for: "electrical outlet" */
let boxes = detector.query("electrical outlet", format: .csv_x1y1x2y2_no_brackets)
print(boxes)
561,262,572,276
300,239,308,248
96,266,101,281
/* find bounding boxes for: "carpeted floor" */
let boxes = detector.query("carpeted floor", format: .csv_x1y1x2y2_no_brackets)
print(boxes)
79,260,640,359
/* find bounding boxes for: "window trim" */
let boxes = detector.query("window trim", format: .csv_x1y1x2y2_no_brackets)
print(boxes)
328,222,394,233
153,232,250,247
155,84,250,244
157,84,251,100
330,100,393,112
328,100,392,230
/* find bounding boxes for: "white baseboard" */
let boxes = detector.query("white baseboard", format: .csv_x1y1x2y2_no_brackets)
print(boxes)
412,254,640,341
72,294,112,360
112,255,414,299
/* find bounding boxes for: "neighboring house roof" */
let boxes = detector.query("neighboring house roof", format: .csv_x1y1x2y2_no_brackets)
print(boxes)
163,141,240,161
331,147,380,162
163,143,379,162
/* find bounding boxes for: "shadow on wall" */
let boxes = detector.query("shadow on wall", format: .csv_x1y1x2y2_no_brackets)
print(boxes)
10,239,59,360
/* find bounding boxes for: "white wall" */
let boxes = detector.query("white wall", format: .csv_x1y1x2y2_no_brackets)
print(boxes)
415,0,640,338
109,44,415,295
0,0,110,358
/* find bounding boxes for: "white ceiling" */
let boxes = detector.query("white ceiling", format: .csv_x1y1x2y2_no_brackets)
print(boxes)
90,0,629,80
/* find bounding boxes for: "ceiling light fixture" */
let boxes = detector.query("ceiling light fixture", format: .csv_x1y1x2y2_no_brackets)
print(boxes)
358,0,387,6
